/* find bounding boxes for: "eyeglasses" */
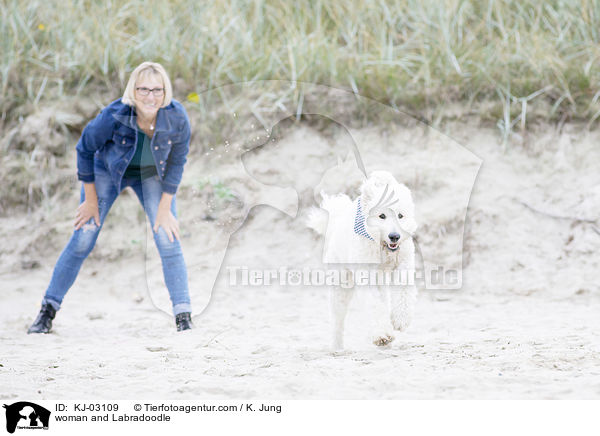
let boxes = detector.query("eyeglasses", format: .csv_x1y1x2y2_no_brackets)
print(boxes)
136,87,165,97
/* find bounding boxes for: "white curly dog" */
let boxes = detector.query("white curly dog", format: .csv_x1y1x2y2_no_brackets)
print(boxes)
308,170,418,350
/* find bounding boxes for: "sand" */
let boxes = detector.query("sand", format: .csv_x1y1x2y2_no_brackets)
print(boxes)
1,113,599,400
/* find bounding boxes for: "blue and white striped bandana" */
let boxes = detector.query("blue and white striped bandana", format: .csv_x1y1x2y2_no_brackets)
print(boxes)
353,198,374,241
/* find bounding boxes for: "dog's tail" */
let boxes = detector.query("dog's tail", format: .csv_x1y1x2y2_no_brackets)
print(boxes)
306,207,328,235
306,191,337,235
307,192,353,235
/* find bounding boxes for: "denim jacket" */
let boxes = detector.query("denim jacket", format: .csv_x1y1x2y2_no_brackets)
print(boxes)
76,98,190,195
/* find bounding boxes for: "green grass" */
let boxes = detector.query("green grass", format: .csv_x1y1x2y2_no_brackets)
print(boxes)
2,0,600,125
197,178,236,201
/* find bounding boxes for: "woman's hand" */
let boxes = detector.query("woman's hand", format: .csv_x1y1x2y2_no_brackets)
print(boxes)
153,193,180,243
75,183,100,230
75,199,100,229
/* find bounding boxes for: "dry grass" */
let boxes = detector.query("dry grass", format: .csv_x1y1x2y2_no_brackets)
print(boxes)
2,0,600,212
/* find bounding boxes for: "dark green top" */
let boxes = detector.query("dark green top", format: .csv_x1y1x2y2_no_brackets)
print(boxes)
123,132,158,180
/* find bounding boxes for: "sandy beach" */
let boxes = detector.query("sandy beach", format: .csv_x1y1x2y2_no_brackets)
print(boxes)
1,107,599,400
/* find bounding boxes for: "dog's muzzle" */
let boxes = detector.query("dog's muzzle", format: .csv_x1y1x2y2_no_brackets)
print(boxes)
386,232,401,251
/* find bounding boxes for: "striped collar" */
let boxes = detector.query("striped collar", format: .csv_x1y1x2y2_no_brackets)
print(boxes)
353,198,374,241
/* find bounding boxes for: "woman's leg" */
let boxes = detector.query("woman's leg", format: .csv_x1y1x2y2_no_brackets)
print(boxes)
42,164,119,310
130,176,191,316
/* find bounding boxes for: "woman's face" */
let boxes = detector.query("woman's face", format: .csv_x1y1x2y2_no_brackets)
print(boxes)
134,73,164,120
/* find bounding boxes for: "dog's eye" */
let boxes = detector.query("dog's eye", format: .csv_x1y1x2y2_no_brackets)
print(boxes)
398,213,403,219
379,213,386,219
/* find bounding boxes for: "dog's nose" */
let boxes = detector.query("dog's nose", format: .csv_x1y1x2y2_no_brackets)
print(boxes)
389,232,400,243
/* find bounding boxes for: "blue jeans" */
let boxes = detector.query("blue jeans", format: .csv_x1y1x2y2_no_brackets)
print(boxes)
42,161,191,316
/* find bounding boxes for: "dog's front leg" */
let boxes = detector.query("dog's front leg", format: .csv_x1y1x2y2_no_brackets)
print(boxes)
390,284,417,331
367,285,395,346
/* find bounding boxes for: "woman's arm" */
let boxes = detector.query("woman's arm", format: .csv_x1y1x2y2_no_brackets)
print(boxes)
76,107,114,183
152,103,190,242
160,103,191,195
73,105,115,229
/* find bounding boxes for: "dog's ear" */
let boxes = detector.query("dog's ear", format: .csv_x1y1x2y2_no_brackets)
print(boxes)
397,186,417,234
360,179,375,206
402,216,418,235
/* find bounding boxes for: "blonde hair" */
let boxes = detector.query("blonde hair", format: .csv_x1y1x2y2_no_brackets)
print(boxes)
122,61,173,107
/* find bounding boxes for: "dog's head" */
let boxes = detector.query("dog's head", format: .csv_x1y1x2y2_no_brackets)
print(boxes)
361,170,417,252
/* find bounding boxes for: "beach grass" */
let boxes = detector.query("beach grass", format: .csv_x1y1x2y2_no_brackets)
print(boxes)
2,0,600,213
2,0,599,125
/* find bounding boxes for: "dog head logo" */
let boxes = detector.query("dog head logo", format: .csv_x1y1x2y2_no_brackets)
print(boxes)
3,402,50,434
136,81,479,316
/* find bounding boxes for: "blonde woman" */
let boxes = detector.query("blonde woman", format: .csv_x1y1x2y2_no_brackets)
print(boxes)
28,62,193,333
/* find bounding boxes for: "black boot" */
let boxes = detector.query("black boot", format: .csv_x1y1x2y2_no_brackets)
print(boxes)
175,312,193,331
27,303,56,334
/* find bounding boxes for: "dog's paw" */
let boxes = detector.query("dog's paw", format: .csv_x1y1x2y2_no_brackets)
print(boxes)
372,333,395,347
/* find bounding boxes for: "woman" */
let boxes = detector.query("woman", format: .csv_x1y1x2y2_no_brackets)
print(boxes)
28,61,193,333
